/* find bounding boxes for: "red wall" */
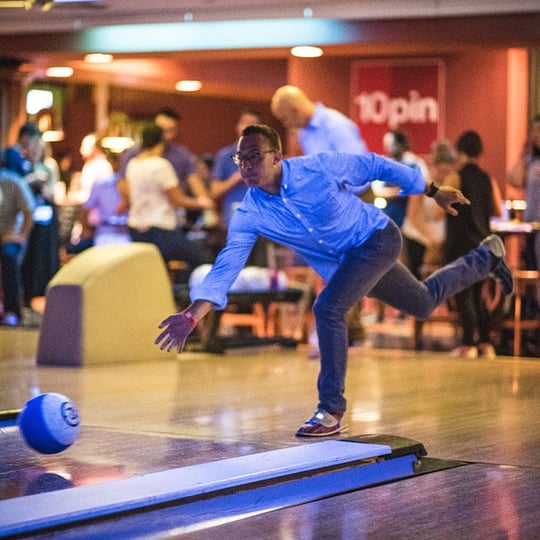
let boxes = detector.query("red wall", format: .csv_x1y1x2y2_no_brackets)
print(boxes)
51,47,522,186
444,49,509,184
288,49,516,185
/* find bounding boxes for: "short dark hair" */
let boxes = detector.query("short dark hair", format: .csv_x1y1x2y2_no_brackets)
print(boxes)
141,123,164,150
456,130,483,158
18,122,41,139
241,124,282,152
198,152,214,170
155,107,181,122
391,130,410,151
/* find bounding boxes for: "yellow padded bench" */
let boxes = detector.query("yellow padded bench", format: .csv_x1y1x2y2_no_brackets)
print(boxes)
37,243,175,366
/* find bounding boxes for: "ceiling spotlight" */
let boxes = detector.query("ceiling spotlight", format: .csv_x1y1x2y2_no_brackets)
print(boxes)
84,53,113,64
175,80,202,92
291,46,323,58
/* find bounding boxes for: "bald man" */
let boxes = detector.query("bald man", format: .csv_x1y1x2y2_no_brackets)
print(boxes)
272,85,370,351
271,85,368,155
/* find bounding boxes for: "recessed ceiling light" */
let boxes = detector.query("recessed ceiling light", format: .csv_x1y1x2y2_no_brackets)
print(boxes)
45,66,74,78
175,80,202,92
291,46,323,58
84,53,113,64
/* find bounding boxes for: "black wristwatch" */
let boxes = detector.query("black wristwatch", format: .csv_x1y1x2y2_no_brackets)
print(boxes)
425,181,440,198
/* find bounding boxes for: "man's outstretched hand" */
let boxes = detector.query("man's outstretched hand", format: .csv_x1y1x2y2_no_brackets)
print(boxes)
155,311,196,353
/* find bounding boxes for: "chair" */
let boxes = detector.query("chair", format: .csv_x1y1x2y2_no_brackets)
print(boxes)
266,266,318,341
264,243,320,341
220,301,267,338
501,269,539,356
167,259,189,284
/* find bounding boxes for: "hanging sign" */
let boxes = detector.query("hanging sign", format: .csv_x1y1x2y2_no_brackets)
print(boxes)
350,59,444,155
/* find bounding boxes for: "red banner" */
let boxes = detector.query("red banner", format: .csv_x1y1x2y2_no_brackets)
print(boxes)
350,59,444,156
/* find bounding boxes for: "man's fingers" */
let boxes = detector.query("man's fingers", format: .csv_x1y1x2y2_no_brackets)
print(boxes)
156,313,191,353
159,335,173,351
158,316,175,329
155,328,169,345
156,331,185,353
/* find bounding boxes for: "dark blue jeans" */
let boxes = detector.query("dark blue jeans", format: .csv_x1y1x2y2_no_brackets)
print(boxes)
313,220,494,414
0,242,25,316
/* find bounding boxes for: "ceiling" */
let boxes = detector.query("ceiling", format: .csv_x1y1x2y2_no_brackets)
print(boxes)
0,1,539,100
0,0,536,34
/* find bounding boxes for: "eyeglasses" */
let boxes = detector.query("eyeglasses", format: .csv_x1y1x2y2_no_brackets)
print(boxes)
231,150,276,166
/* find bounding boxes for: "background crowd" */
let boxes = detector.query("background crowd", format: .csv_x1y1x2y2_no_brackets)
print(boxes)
1,87,538,357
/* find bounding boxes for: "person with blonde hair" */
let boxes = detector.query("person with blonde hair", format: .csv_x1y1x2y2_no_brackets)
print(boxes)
77,133,113,203
401,141,457,279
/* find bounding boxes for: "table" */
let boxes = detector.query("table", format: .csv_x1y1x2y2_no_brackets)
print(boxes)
490,219,539,269
173,286,304,353
489,219,539,356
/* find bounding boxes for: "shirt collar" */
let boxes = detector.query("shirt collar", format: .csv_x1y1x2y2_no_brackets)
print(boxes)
305,103,325,130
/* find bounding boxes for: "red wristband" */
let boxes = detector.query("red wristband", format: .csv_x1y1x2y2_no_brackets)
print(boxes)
183,311,197,328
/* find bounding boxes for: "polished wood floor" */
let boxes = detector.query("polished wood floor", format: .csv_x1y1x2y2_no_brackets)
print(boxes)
1,315,539,538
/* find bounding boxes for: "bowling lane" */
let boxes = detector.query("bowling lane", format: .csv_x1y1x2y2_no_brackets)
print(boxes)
2,326,540,537
0,423,291,502
179,463,540,539
5,462,539,539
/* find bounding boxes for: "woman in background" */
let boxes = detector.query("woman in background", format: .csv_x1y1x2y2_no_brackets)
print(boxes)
125,123,215,280
444,131,502,359
402,141,456,279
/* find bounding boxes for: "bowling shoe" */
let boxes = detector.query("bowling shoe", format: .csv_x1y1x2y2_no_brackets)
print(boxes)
296,409,348,437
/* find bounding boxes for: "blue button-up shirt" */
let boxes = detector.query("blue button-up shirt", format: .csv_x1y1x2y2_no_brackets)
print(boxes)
191,151,425,309
299,103,368,155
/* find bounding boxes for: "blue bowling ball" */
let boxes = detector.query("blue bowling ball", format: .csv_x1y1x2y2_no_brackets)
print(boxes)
18,393,80,454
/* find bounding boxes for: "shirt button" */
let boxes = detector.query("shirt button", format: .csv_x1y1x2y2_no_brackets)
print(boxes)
318,240,323,244
296,213,301,218
308,228,313,233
